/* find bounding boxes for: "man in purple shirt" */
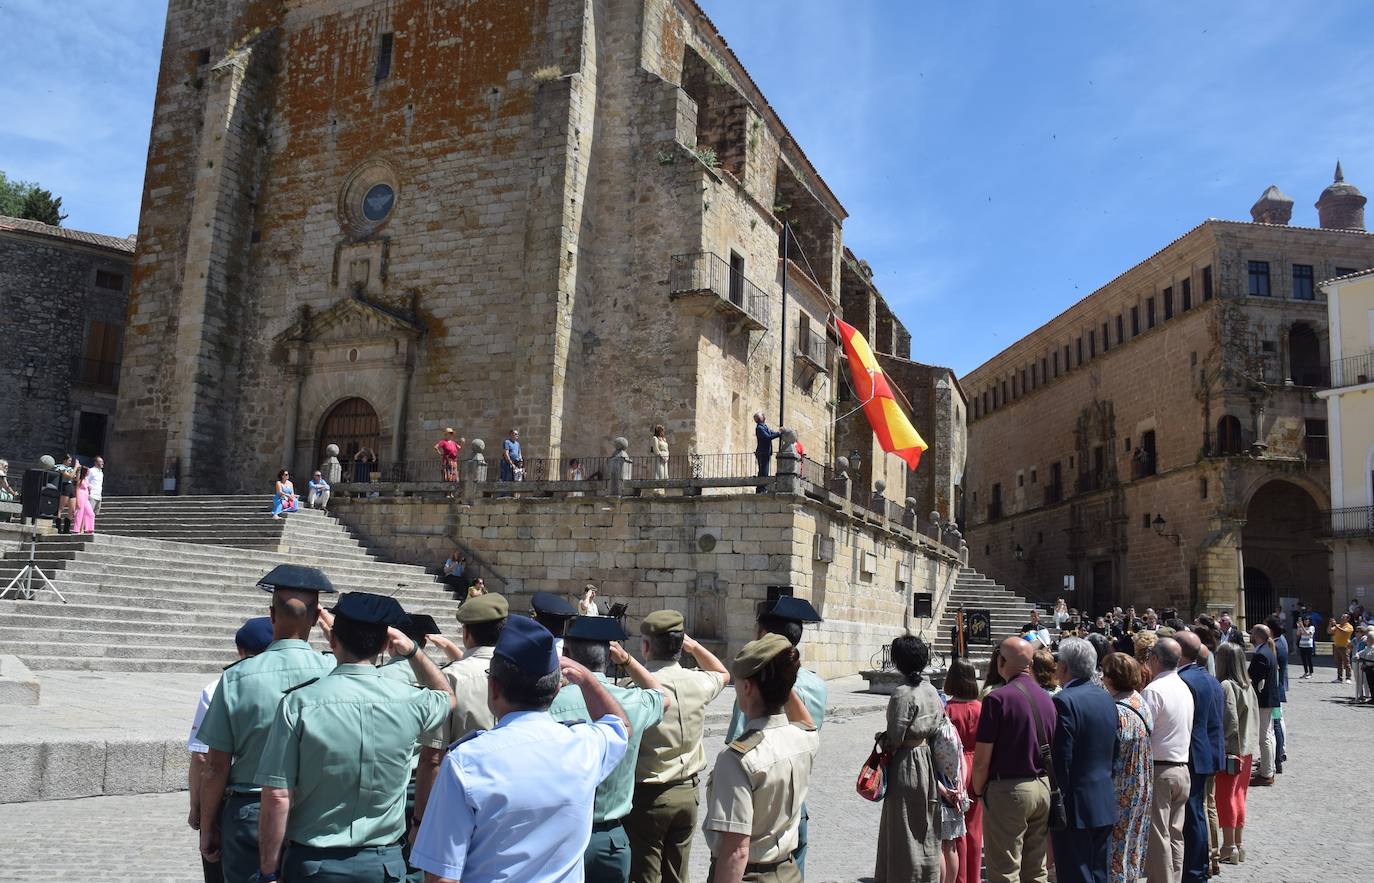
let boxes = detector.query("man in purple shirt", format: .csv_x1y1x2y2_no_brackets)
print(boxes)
971,637,1058,883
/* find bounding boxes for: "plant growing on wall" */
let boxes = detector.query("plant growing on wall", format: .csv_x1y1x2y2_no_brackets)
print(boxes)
695,146,720,168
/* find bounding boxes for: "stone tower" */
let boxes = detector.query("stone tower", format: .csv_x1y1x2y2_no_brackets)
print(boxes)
1315,161,1366,231
1249,185,1293,225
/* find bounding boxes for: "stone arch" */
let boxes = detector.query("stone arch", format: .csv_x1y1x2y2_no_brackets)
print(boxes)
297,369,401,474
317,397,381,466
1216,414,1245,455
1241,479,1329,626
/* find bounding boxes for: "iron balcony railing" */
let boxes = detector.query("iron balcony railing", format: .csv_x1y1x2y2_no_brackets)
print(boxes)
1331,351,1374,389
796,328,831,368
1318,507,1374,538
668,252,770,330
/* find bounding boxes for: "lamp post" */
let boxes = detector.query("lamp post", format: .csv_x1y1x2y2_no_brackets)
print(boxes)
1014,543,1025,562
1153,514,1181,546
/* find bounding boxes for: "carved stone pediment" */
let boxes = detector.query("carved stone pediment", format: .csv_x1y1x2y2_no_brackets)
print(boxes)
276,295,424,348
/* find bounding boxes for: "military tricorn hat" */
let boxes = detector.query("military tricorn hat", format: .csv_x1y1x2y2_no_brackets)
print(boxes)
332,591,409,627
565,615,627,642
755,595,822,624
400,613,442,641
456,593,510,625
731,633,794,680
530,591,577,618
256,564,338,594
639,609,685,636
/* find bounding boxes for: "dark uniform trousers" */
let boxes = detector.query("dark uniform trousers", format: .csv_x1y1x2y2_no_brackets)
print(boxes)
282,843,407,882
401,774,423,883
706,855,803,883
584,819,633,883
1048,824,1112,883
625,778,699,883
219,793,261,883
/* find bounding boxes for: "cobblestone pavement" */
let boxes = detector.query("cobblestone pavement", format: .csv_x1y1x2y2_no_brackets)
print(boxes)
1,668,1368,881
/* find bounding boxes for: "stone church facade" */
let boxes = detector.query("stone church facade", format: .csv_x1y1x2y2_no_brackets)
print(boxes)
114,0,960,498
962,170,1374,624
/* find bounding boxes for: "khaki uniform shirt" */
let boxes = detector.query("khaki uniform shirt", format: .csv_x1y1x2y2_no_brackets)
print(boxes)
423,646,495,748
255,663,449,847
195,638,333,789
703,714,819,864
635,660,727,784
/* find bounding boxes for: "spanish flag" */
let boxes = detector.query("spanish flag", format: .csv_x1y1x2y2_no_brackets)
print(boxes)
834,318,928,471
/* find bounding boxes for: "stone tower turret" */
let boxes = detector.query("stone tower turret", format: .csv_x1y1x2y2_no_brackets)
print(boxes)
1250,185,1293,225
1315,161,1366,231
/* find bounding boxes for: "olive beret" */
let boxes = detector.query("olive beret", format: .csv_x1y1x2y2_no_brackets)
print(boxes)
731,633,793,681
456,593,509,624
639,609,685,636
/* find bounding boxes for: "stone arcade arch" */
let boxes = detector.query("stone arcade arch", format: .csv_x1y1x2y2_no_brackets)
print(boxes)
317,397,381,467
1241,479,1328,627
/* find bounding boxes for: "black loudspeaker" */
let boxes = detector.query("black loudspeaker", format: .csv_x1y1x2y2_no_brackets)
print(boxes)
913,593,934,618
21,469,60,521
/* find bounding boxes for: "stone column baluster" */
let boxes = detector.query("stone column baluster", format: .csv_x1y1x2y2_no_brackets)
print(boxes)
608,437,632,497
930,509,942,544
462,439,487,503
321,444,342,485
832,457,852,513
775,429,801,495
873,479,887,522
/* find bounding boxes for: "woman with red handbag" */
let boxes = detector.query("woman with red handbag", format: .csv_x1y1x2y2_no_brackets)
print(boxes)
873,635,945,882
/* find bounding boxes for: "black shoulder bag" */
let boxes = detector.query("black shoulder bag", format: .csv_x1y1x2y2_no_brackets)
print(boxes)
1013,681,1068,831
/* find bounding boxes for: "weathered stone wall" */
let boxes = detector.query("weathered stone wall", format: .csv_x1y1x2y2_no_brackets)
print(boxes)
331,490,961,677
962,221,1374,617
0,223,133,464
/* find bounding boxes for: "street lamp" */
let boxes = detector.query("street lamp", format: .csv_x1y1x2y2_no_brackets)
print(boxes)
23,360,36,395
1014,543,1025,562
849,448,862,474
1153,514,1181,546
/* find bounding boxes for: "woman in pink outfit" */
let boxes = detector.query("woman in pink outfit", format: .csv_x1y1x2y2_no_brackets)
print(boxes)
943,659,983,883
72,466,96,534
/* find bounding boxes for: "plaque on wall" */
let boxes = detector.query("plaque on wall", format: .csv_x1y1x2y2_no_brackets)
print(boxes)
966,609,992,645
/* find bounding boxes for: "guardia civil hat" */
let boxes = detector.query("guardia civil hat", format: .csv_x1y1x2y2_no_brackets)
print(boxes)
530,591,576,618
755,596,822,624
566,615,627,642
400,613,442,642
332,591,410,626
456,593,509,625
256,564,337,594
731,633,794,680
494,615,560,677
234,616,274,654
640,609,685,636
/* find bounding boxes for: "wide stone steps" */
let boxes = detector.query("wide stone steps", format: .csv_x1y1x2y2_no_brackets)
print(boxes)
930,568,1040,661
1,496,459,673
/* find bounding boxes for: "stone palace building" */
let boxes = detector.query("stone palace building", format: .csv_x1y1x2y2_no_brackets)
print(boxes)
962,167,1374,624
110,0,963,509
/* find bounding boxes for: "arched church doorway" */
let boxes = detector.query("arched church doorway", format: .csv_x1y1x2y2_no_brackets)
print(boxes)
1289,323,1323,386
1241,479,1328,627
318,397,381,469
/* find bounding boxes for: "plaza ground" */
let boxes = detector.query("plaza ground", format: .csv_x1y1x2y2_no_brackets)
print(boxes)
1,666,1369,881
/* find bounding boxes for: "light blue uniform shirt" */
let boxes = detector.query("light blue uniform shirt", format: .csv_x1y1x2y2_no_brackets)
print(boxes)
412,710,628,883
725,666,827,742
377,655,423,771
548,674,664,821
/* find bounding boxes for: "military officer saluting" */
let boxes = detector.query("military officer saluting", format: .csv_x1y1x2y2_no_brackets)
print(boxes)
530,590,577,655
415,592,510,824
253,592,455,882
704,634,819,883
550,615,670,883
625,609,732,883
413,616,630,883
196,564,336,883
723,597,827,877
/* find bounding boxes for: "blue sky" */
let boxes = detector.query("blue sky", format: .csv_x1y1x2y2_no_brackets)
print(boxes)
4,2,1373,376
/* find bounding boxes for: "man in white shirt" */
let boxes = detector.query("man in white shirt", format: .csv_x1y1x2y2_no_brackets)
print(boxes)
1141,636,1194,883
87,456,105,515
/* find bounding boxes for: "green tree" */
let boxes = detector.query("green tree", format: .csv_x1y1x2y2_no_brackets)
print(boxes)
0,171,37,217
19,187,67,226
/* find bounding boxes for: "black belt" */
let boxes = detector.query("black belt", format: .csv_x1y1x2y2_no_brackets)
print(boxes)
591,818,624,832
745,857,793,873
991,773,1047,783
287,840,404,854
1154,760,1188,766
223,789,261,798
640,774,700,790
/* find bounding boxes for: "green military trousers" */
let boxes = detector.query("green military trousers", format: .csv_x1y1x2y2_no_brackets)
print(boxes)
706,855,803,883
625,779,699,883
218,793,260,883
281,843,407,882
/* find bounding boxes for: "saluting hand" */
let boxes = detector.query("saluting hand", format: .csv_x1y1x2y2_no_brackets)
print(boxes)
608,642,630,665
560,656,596,687
385,627,417,659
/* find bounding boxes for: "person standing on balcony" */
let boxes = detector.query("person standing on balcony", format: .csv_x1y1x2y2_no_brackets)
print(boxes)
753,413,781,493
435,428,462,483
87,455,105,515
651,425,670,480
501,428,523,482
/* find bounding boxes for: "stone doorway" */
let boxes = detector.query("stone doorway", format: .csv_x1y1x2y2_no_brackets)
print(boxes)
1243,567,1275,630
1242,479,1328,626
318,397,381,471
1090,560,1115,614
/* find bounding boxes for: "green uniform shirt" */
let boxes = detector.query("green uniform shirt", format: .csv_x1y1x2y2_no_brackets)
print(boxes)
377,655,423,772
254,662,450,847
196,638,333,789
549,673,664,822
724,666,826,742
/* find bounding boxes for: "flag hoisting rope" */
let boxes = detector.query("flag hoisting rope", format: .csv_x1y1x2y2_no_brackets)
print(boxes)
832,317,929,471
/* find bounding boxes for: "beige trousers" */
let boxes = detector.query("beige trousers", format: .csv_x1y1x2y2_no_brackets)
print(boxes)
982,776,1050,883
1147,763,1190,883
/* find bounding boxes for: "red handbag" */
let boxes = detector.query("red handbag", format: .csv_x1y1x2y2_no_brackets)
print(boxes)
856,739,890,801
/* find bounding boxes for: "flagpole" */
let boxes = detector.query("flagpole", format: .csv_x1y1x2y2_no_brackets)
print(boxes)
779,221,789,427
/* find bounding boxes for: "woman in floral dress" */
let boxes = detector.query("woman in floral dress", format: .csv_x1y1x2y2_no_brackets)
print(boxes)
1102,651,1153,883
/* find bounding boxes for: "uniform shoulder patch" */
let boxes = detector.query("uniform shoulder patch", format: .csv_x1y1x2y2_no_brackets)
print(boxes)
559,718,587,727
447,729,485,751
728,729,765,754
282,678,319,695
221,658,246,672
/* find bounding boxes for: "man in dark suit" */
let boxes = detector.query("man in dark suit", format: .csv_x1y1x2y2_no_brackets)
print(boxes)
1050,637,1121,883
753,412,782,493
1175,630,1226,882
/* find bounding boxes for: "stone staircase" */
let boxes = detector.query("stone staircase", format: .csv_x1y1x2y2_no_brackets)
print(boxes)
0,497,459,673
935,567,1040,668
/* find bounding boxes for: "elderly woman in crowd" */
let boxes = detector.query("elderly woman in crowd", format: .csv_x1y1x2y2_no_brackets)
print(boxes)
1213,642,1258,864
875,635,945,883
1101,651,1152,883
